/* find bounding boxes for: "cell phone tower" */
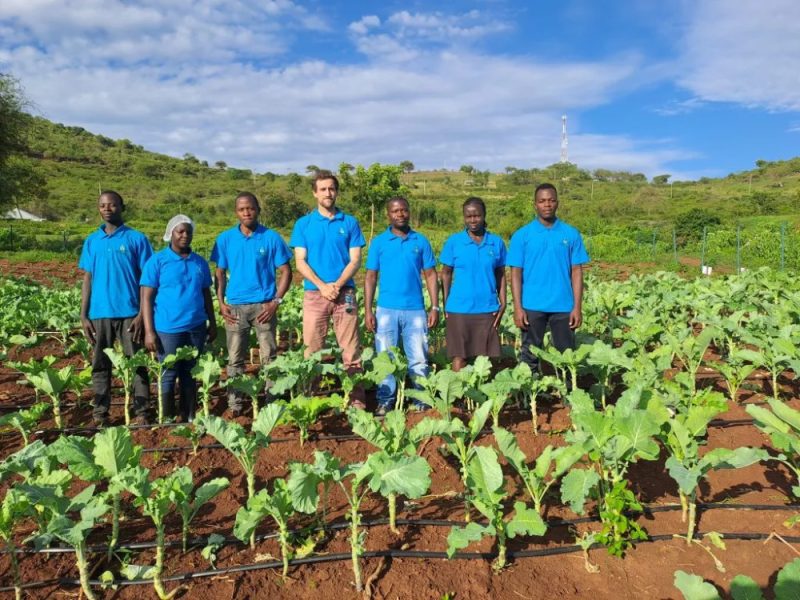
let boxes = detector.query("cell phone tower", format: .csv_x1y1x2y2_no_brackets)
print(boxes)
560,114,568,163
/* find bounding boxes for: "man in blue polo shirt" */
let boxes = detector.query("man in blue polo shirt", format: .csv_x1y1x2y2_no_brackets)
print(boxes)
290,171,366,407
79,190,153,425
508,183,589,373
211,192,292,417
364,196,440,414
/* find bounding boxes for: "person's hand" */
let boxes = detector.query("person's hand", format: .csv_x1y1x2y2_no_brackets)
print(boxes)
207,321,218,344
513,306,528,329
256,300,278,324
128,314,145,344
144,331,159,353
319,282,339,301
365,309,377,333
569,307,582,330
492,304,506,329
219,302,238,326
81,316,96,344
427,308,440,329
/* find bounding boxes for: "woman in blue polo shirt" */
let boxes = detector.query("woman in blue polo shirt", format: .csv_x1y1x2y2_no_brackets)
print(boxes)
141,215,217,422
440,197,507,371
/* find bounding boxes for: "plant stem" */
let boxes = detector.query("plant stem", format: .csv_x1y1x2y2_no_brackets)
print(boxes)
686,498,697,545
75,543,97,600
51,394,63,429
154,524,170,600
350,502,363,592
679,491,688,523
108,493,120,562
278,522,290,577
531,396,538,435
6,539,22,600
388,492,398,534
157,371,164,424
494,529,507,571
123,389,131,426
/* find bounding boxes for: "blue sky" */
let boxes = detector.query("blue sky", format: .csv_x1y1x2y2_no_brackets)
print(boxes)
1,0,798,180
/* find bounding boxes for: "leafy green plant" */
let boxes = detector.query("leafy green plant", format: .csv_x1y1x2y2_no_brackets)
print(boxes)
596,480,647,557
226,371,269,419
104,347,149,426
0,402,49,446
675,557,800,600
51,426,143,561
32,485,109,600
171,421,206,455
348,408,453,532
24,364,75,429
747,399,800,496
494,426,583,514
280,394,341,445
447,446,547,570
191,352,222,417
197,404,284,545
366,349,409,411
287,450,341,524
712,346,761,403
0,486,38,600
201,533,225,569
265,348,337,401
530,343,592,391
405,367,468,419
140,346,198,423
234,477,295,574
167,468,229,552
748,333,798,400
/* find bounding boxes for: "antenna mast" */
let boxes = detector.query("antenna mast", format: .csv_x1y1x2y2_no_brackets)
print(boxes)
560,114,568,163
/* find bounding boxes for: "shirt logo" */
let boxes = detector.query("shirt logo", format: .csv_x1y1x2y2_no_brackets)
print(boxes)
562,239,568,245
119,245,127,253
339,227,345,235
259,247,266,255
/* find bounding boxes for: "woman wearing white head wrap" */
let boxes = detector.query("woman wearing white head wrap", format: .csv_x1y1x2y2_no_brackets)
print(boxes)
140,215,217,422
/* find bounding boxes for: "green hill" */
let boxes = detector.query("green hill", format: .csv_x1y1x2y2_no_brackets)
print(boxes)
3,115,800,270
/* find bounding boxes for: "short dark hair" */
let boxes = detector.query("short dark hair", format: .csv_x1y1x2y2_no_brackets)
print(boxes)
462,196,486,214
99,190,124,206
534,183,558,199
235,191,260,209
386,196,409,210
311,170,339,191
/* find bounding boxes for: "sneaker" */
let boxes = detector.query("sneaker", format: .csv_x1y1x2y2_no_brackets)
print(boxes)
228,407,243,419
92,414,109,427
412,403,431,413
375,405,390,417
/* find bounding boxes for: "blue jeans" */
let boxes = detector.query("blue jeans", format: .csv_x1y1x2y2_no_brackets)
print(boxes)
374,307,429,408
157,325,206,420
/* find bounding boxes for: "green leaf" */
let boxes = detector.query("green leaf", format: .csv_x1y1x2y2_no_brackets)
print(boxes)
409,417,461,446
730,575,763,600
50,435,101,481
673,570,722,600
121,564,156,581
366,453,431,499
446,522,492,558
493,426,528,476
194,477,229,509
665,456,703,495
252,402,285,440
468,401,493,441
467,446,504,500
775,557,800,600
93,426,138,477
506,502,547,538
560,467,600,515
287,463,322,514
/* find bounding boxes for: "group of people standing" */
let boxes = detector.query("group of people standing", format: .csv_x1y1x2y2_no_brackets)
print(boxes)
79,171,589,425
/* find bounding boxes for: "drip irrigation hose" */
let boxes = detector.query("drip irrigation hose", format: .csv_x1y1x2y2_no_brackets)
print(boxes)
6,502,799,555
4,531,800,592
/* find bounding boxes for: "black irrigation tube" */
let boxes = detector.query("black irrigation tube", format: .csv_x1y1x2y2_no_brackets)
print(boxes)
5,531,800,592
7,502,800,556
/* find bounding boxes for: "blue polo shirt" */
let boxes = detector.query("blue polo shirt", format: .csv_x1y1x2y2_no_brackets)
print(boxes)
366,227,436,310
289,209,366,291
507,218,589,313
440,230,507,314
210,224,291,304
78,224,153,320
140,248,212,334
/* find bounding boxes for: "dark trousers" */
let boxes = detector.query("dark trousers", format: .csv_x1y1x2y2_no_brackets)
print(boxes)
519,311,575,371
156,326,206,421
91,317,149,418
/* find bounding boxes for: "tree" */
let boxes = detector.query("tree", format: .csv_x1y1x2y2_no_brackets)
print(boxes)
459,165,475,174
0,74,44,211
652,174,671,185
214,160,227,170
399,160,415,173
337,163,408,241
306,164,320,175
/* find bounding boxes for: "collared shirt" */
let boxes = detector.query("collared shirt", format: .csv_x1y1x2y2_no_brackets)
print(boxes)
289,209,366,291
507,218,589,312
366,227,436,310
440,229,507,314
210,224,291,304
140,247,212,334
78,223,153,320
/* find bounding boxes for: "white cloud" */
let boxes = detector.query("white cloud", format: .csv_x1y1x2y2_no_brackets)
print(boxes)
0,3,695,178
678,0,800,111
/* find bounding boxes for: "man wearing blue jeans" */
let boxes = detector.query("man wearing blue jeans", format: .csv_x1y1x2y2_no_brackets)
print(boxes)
211,192,292,417
508,183,589,375
364,197,439,415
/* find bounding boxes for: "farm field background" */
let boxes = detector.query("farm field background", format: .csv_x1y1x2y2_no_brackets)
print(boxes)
1,258,800,599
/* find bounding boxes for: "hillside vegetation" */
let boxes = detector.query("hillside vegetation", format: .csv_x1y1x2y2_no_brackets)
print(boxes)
4,115,800,270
